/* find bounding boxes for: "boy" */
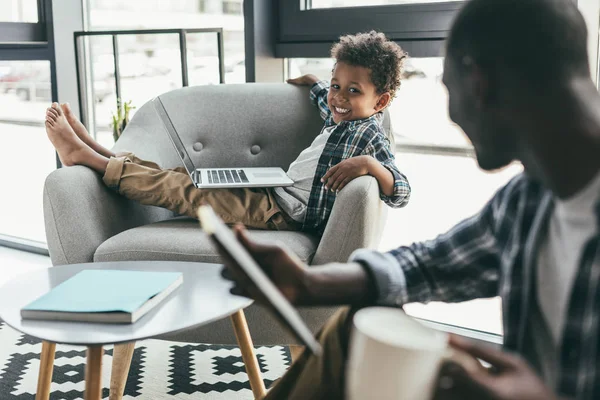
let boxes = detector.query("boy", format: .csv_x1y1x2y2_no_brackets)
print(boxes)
44,31,410,234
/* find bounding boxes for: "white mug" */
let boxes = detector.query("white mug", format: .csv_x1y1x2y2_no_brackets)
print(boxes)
346,307,478,400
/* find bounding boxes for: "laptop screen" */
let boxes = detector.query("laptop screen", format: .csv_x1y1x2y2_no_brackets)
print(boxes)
153,97,197,177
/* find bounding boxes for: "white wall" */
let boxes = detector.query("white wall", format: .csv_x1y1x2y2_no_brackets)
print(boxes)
578,0,600,84
51,0,86,118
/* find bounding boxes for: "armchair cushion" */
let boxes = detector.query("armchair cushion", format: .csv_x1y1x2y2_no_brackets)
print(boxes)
94,217,320,264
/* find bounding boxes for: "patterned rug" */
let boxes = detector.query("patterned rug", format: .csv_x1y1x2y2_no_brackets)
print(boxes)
0,322,291,399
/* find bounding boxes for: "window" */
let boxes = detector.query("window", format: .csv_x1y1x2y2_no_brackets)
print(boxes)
222,0,242,15
0,0,54,251
290,57,468,149
310,0,457,8
277,0,462,58
85,0,245,147
0,0,38,23
0,61,56,243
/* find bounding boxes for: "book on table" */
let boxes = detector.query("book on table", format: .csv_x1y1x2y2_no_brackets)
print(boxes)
21,270,183,324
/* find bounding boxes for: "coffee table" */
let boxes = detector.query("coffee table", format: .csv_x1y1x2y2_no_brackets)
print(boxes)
0,261,267,400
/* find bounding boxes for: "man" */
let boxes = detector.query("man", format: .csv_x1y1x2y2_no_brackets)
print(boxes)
218,0,600,398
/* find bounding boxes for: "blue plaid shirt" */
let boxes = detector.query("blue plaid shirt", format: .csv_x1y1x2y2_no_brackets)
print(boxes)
352,173,600,399
303,81,411,233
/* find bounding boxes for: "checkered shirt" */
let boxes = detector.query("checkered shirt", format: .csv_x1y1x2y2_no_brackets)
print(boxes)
351,173,600,399
303,81,411,233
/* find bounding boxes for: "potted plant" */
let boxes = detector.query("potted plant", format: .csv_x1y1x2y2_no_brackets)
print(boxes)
111,98,135,142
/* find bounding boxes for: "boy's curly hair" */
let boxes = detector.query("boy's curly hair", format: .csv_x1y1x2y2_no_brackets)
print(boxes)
331,31,406,99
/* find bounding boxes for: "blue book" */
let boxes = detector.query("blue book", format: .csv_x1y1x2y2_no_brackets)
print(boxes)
21,270,183,324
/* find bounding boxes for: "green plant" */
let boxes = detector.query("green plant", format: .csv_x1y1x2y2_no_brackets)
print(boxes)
111,99,136,142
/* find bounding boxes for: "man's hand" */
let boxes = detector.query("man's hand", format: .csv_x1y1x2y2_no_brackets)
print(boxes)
215,226,377,307
322,155,373,192
434,335,560,400
216,225,311,305
286,74,319,87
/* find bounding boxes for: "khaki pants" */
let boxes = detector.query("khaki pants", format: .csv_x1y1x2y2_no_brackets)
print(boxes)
103,153,299,231
264,307,353,400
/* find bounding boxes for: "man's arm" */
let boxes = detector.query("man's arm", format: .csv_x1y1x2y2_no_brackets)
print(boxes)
218,226,377,307
351,193,503,306
218,176,511,308
353,175,534,306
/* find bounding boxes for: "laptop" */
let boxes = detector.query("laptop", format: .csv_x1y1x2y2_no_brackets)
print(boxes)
153,97,294,189
197,205,322,356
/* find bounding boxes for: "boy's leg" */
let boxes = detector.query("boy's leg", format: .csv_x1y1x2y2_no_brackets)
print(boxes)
111,151,163,170
103,154,298,230
60,103,116,159
47,103,298,230
264,307,354,400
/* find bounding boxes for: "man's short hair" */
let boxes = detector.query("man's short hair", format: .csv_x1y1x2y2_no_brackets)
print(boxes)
447,0,589,84
331,31,407,99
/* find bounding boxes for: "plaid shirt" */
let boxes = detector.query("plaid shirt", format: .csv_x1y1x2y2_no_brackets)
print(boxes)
303,81,411,233
351,173,600,399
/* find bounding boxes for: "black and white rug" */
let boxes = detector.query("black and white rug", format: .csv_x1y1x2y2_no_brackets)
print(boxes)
0,322,291,399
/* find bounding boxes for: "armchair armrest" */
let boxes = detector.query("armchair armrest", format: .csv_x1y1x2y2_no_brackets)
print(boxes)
311,175,387,265
43,166,173,266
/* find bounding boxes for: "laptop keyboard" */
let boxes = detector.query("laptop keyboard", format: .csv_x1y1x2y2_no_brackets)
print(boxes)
207,169,249,184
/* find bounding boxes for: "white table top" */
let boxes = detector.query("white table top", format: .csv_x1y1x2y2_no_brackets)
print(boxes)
0,261,252,346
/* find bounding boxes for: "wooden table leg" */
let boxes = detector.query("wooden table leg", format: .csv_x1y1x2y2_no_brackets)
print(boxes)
109,342,135,400
85,345,103,400
36,341,56,400
231,310,266,399
288,345,305,363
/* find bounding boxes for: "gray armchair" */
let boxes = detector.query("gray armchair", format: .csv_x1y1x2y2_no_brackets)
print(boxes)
43,83,393,345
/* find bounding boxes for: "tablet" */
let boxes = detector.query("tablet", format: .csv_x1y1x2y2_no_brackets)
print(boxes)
197,205,322,356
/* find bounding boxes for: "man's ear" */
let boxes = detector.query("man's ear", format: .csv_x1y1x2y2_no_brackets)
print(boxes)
375,92,392,112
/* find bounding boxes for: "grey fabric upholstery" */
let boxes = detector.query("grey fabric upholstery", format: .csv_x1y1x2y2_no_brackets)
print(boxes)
43,83,392,345
94,218,320,264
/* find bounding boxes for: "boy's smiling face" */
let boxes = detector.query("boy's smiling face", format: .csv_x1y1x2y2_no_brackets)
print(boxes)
327,61,390,124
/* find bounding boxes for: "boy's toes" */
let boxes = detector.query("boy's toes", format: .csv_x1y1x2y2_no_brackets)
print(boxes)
47,107,58,119
51,102,63,115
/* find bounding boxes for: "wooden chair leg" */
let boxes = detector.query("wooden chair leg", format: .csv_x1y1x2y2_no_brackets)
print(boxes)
36,341,56,400
231,309,267,399
109,342,135,400
288,345,305,363
85,345,103,400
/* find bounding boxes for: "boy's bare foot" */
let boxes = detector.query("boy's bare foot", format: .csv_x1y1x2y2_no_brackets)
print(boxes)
62,102,115,158
45,103,98,167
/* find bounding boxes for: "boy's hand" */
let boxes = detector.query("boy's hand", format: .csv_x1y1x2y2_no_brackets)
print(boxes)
286,74,319,86
216,225,312,305
322,155,374,192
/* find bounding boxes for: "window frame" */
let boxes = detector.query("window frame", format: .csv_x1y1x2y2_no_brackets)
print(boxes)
0,0,56,255
276,0,464,58
0,0,48,43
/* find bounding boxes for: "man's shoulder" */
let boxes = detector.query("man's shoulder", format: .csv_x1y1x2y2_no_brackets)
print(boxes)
497,173,543,198
489,172,548,217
